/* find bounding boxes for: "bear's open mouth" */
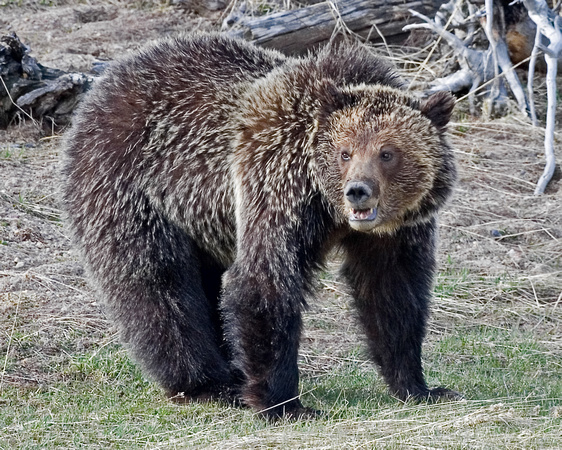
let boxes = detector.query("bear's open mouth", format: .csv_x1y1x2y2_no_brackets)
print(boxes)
349,208,377,222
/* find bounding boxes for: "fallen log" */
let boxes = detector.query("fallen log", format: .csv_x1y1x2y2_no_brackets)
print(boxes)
227,0,441,53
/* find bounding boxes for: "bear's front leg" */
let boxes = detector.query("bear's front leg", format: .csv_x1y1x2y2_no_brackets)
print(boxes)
221,257,316,420
341,220,461,402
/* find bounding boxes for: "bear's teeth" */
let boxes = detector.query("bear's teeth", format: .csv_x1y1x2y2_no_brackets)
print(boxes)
349,208,376,221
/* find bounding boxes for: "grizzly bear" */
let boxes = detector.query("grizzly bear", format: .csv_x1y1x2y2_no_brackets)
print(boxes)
62,33,458,419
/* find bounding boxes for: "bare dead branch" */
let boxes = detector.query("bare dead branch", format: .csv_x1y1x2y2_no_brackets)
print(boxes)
523,0,562,194
527,24,542,126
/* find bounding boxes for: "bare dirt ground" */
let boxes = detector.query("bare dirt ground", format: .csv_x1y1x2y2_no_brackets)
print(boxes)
1,0,561,410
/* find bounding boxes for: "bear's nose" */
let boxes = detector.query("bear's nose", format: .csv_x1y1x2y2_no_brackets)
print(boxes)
344,181,373,206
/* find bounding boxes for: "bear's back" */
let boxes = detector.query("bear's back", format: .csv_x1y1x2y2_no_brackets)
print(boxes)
67,34,287,159
64,35,288,267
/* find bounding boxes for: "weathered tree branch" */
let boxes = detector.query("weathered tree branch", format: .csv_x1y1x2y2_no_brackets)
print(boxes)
484,0,503,113
406,2,529,116
404,8,495,114
523,0,562,195
527,22,542,126
484,0,529,115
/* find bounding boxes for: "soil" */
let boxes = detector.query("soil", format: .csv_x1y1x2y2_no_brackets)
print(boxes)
1,1,561,392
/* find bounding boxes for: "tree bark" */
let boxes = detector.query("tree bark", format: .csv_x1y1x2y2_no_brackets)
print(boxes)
228,0,442,53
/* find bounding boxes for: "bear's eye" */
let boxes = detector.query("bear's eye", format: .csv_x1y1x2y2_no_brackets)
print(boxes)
380,150,394,162
341,151,351,161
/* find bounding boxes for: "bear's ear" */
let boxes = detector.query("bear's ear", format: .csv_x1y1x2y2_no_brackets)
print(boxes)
316,79,358,120
420,91,455,130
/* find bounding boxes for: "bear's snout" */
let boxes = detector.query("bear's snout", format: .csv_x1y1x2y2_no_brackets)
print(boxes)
344,181,374,208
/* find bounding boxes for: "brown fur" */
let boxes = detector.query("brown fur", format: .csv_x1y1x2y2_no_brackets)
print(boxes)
62,33,458,419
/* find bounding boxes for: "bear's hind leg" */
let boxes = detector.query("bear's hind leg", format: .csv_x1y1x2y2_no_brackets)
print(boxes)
115,269,233,403
80,196,233,402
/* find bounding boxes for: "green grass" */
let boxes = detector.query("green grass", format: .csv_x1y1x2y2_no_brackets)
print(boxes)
429,328,562,402
1,304,561,448
0,144,27,160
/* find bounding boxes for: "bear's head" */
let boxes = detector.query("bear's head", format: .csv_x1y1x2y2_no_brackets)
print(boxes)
316,84,456,234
